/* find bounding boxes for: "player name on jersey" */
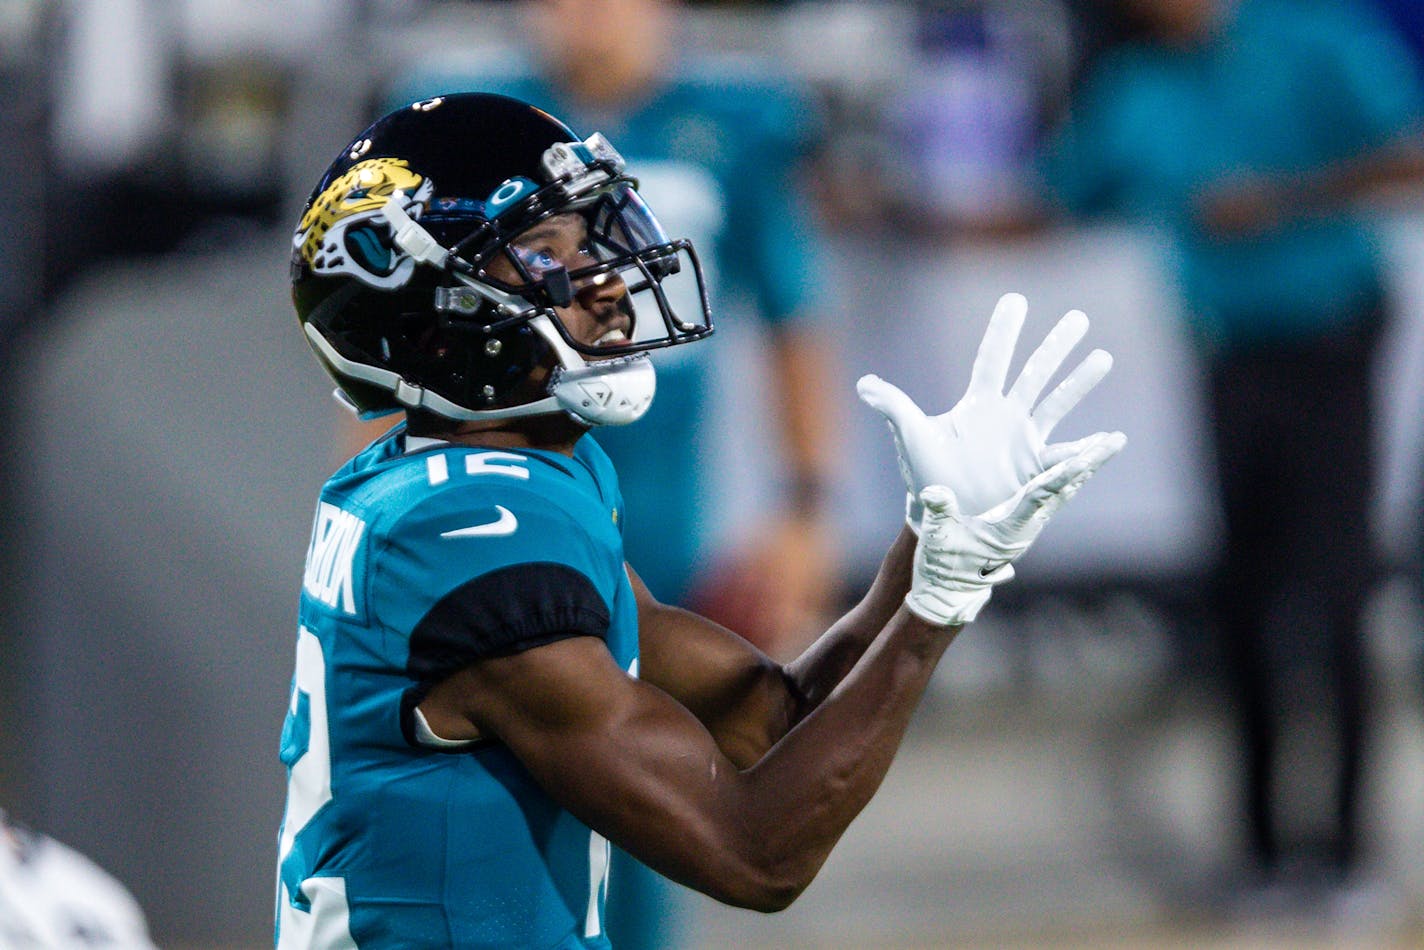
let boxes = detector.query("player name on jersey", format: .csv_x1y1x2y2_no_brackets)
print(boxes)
303,502,366,615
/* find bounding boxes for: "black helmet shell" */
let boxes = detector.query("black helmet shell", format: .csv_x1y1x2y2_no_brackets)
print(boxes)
291,93,580,417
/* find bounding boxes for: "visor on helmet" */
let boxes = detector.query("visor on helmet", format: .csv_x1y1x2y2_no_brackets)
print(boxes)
477,181,712,357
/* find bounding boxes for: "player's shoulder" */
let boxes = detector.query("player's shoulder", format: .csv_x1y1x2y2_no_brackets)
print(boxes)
370,443,594,535
315,433,623,580
304,439,621,635
355,445,609,597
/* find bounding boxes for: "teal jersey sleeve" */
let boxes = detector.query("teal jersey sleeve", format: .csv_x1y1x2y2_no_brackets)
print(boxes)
1288,0,1424,148
376,475,611,642
387,440,629,676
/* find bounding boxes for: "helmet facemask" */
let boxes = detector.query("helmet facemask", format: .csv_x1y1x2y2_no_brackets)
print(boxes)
375,134,711,426
293,98,713,428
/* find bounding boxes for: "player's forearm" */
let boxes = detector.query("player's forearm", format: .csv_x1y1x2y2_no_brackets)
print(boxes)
781,524,918,713
635,526,920,768
726,606,957,907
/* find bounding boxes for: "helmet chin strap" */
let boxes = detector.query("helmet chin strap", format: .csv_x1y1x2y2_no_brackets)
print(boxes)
531,315,657,426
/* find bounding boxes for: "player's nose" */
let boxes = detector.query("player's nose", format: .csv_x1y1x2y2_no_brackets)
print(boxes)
575,269,627,312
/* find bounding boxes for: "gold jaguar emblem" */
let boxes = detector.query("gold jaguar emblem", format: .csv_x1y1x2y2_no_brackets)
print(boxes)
294,158,433,287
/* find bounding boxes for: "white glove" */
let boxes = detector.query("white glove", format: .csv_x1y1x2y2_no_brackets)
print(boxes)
905,430,1126,626
858,292,1116,531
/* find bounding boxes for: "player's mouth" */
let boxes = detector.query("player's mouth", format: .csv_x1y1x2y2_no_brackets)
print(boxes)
578,296,637,353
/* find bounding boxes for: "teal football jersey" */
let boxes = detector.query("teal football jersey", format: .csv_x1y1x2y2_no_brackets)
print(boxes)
276,428,636,949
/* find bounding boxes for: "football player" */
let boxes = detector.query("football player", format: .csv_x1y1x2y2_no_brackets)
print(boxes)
277,92,1124,948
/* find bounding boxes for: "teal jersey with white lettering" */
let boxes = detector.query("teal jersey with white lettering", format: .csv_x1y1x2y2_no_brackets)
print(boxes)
276,428,635,949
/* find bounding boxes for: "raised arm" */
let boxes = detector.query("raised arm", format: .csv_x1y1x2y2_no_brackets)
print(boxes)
643,293,1126,756
420,294,1125,910
421,578,954,911
631,523,920,768
421,431,1117,911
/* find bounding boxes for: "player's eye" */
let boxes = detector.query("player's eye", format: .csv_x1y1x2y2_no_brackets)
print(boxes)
513,246,560,276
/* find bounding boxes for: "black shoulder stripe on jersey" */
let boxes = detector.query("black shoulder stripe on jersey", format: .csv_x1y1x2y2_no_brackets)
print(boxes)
400,562,610,752
406,561,610,684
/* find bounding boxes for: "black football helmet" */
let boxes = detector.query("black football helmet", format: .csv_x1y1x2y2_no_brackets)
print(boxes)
291,93,713,425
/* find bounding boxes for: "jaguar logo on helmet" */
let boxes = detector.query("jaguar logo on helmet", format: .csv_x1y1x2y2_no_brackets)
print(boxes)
293,157,436,289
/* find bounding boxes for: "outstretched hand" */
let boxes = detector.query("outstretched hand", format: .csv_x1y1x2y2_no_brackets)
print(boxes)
858,292,1117,527
861,293,1126,626
904,429,1126,625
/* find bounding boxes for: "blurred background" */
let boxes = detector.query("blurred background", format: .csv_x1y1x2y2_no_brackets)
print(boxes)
3,0,1424,947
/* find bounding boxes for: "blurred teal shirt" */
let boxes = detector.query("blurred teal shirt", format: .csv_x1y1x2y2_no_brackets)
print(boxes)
1039,0,1424,350
384,58,825,603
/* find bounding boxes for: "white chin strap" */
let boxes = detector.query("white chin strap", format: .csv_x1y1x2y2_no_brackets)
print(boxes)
550,353,656,425
531,314,656,426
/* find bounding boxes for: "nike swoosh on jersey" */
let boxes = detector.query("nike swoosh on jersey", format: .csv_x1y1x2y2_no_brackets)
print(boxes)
440,506,518,539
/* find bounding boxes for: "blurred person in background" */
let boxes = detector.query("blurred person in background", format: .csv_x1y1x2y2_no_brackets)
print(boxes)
370,6,841,943
881,0,1075,239
0,809,157,948
1034,0,1424,917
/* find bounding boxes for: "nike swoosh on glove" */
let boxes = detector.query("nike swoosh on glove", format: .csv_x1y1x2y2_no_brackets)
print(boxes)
905,430,1127,626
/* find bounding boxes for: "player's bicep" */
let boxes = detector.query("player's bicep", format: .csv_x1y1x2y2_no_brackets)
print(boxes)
629,564,802,766
398,559,610,746
427,636,757,896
